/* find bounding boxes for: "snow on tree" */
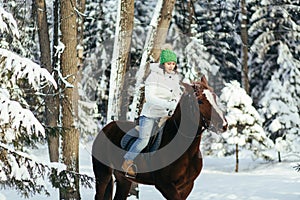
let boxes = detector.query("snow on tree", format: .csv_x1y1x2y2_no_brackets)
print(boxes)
81,0,117,127
0,6,19,38
294,163,300,172
0,6,57,195
0,9,57,143
186,0,242,86
183,37,217,82
249,0,300,103
218,81,274,171
259,43,300,161
107,0,134,122
247,0,300,161
0,6,93,198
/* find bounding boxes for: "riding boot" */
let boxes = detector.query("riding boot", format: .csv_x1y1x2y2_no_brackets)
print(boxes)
121,160,136,177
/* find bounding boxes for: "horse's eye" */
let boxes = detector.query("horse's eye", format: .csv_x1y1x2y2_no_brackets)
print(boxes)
198,99,203,104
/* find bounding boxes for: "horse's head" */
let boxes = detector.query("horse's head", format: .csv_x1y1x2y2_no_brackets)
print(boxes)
188,76,227,133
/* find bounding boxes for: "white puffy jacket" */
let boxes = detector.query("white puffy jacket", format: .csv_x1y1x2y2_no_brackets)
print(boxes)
140,63,183,118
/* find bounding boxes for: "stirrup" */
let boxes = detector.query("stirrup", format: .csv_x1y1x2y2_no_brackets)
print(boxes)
122,163,137,178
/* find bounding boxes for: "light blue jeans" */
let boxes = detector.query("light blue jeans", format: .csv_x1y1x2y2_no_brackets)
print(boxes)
124,116,159,161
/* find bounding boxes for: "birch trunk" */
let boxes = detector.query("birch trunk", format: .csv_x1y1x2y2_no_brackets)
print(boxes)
129,0,176,121
60,0,80,199
107,0,134,122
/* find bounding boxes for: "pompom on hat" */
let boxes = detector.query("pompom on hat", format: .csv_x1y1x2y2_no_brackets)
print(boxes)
160,49,177,64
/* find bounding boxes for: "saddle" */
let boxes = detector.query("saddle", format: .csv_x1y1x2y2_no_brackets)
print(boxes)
120,117,168,153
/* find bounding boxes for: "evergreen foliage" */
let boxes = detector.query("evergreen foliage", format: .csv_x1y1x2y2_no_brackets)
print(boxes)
0,5,94,197
219,81,273,158
248,0,300,156
0,0,299,197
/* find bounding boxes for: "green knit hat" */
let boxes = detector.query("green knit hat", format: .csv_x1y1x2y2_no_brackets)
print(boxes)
160,49,177,64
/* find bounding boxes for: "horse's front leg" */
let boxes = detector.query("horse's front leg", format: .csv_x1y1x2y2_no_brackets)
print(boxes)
155,182,182,200
113,172,132,200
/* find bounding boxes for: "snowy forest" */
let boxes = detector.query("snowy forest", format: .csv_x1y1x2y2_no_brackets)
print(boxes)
0,0,299,199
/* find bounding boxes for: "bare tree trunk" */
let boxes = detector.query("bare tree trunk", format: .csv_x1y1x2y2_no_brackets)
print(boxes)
60,0,80,199
241,0,250,94
48,0,60,163
129,0,176,120
278,151,281,162
235,144,239,172
35,0,60,162
76,0,86,70
107,0,134,121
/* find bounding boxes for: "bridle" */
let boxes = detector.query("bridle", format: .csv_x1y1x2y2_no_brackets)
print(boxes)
191,83,212,131
172,87,211,139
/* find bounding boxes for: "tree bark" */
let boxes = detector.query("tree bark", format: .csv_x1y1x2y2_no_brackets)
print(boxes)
35,0,60,162
241,0,250,94
151,0,176,62
107,0,134,121
235,144,239,172
129,0,176,120
76,0,86,70
60,0,80,199
278,151,281,162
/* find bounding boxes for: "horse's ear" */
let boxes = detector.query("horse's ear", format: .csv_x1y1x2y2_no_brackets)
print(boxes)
201,76,208,85
201,76,214,91
181,81,190,88
181,81,193,93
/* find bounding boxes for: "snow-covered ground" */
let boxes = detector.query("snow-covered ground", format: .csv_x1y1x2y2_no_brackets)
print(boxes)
1,143,299,200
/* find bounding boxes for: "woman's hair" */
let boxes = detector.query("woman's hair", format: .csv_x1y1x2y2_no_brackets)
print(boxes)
159,63,178,73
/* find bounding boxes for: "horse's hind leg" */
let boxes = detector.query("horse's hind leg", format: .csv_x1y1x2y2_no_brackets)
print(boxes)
93,156,113,200
103,177,113,200
113,173,132,200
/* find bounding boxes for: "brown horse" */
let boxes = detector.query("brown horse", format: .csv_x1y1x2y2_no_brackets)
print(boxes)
92,76,227,200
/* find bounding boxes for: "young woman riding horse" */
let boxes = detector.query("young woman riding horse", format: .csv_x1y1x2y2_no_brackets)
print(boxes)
92,75,228,200
122,49,182,177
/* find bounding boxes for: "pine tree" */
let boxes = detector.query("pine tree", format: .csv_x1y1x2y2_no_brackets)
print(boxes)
172,0,243,93
249,0,300,101
219,81,274,171
259,43,300,161
81,0,117,127
248,0,300,161
0,6,57,196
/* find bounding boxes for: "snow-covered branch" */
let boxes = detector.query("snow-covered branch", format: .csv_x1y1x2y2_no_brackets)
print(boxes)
0,48,57,90
0,6,19,38
0,88,45,143
0,143,93,198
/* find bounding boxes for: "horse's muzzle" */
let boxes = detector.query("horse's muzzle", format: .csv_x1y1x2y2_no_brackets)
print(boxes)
221,123,228,132
208,122,228,133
